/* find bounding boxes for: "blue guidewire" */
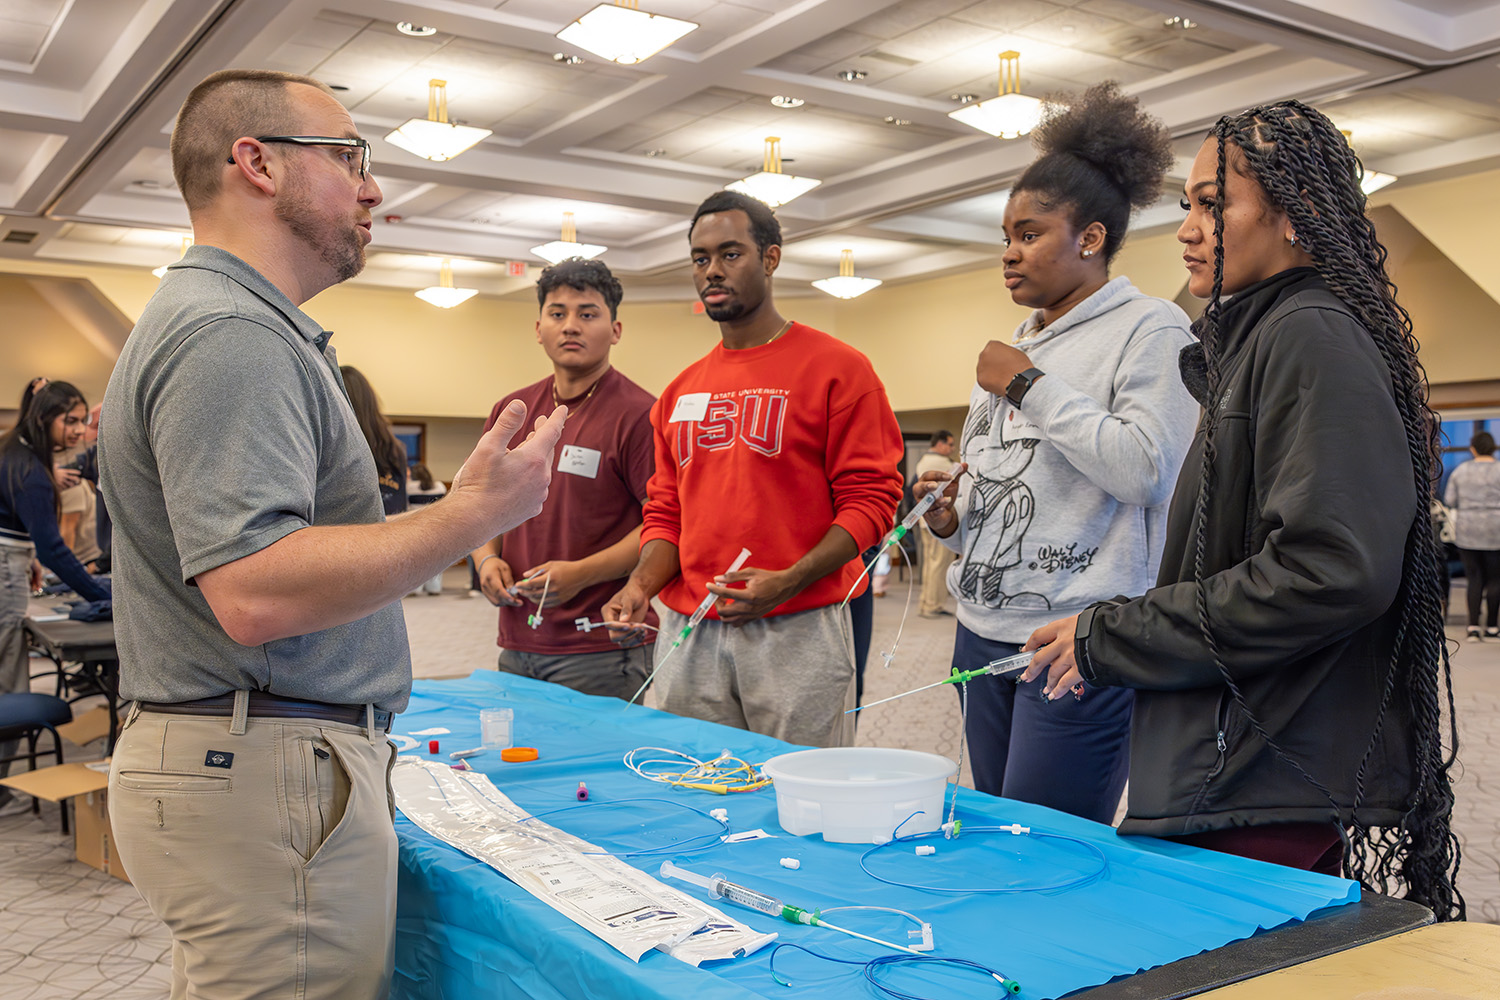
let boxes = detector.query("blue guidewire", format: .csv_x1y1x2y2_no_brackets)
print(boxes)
517,796,730,859
768,943,1023,999
859,810,1110,895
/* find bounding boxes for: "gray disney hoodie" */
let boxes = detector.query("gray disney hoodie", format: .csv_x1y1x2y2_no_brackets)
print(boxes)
941,276,1199,643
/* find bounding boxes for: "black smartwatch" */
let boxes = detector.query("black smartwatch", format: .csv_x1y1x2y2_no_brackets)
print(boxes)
1004,367,1045,407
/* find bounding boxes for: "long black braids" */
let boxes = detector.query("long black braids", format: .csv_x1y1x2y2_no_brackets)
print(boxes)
1193,102,1462,920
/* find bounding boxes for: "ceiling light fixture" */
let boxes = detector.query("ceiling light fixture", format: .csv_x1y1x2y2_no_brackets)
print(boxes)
396,21,437,37
552,52,585,64
770,95,805,109
386,79,493,162
950,93,979,104
883,116,911,126
531,211,607,265
555,1,698,65
947,50,1044,139
152,236,193,278
415,259,478,308
644,148,669,157
727,137,822,208
837,69,867,82
812,249,882,300
1163,16,1197,29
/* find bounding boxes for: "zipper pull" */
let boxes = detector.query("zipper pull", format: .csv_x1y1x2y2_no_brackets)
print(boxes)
1216,730,1227,753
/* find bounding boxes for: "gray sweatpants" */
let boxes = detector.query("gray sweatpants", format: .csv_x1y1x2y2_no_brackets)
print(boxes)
652,604,855,748
497,644,651,702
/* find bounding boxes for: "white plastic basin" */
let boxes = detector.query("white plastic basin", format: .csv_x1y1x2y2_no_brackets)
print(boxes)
760,747,957,844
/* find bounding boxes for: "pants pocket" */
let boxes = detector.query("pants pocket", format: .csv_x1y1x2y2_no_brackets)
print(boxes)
287,737,350,864
115,770,231,793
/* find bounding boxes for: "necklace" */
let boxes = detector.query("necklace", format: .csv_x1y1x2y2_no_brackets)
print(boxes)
760,319,793,347
552,373,603,410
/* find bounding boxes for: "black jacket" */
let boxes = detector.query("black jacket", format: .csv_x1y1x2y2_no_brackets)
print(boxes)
1082,269,1418,837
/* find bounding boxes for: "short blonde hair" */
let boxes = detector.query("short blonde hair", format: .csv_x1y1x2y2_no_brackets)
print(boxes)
170,69,333,211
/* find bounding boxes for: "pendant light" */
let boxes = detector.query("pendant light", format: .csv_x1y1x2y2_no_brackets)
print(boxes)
726,137,821,208
555,2,698,65
386,80,493,162
530,212,607,265
947,51,1044,139
812,249,881,299
415,259,478,308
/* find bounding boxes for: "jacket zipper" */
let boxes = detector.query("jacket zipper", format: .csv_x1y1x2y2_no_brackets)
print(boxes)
1189,692,1232,815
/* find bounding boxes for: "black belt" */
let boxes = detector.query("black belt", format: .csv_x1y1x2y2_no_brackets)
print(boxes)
139,691,393,731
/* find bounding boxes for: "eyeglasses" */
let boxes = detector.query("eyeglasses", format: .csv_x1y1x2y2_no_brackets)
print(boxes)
227,135,372,179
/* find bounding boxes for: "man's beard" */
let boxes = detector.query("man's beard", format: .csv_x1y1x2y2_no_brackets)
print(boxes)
704,299,746,322
276,180,364,283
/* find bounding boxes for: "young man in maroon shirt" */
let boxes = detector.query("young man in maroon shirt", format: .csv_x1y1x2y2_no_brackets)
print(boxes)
470,259,657,698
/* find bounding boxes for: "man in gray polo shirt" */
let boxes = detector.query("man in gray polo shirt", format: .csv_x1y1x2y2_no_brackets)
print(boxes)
99,68,565,1000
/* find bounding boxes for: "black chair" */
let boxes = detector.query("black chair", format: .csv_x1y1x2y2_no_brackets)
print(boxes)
0,693,72,833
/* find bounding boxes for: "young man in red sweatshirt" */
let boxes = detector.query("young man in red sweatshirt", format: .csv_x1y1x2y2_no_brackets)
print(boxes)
604,191,903,746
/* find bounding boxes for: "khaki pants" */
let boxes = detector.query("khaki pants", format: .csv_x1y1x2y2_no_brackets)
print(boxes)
109,707,397,1000
919,524,953,615
653,604,855,748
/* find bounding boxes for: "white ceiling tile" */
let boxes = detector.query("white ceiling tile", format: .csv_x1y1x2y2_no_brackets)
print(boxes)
1,0,65,27
874,18,1003,62
950,0,1070,32
295,11,370,50
854,0,980,40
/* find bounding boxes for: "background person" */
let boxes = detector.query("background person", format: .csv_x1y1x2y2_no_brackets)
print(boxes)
916,84,1196,824
915,429,956,618
407,462,447,595
605,191,903,747
1445,430,1500,640
100,68,565,999
1022,100,1462,918
0,381,109,808
470,258,658,700
341,364,408,518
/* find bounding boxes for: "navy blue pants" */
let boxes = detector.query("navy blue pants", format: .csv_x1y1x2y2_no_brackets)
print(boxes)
953,623,1133,825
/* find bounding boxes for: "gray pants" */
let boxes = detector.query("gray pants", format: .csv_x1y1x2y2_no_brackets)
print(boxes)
653,604,855,748
0,544,34,782
497,644,652,702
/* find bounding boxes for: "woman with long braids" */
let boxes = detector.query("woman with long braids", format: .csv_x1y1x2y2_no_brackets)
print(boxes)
1021,101,1463,919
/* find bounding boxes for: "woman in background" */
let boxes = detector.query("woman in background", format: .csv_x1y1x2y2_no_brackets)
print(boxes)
1445,430,1500,641
0,381,111,800
340,365,408,518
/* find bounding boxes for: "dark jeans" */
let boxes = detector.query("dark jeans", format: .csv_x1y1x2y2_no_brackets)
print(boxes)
1459,548,1500,629
952,622,1133,825
848,546,879,706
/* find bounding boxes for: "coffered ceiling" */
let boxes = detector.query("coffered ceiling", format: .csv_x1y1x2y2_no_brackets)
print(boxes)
4,0,1500,302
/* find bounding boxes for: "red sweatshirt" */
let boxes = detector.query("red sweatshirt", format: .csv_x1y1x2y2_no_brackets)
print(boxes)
641,322,904,619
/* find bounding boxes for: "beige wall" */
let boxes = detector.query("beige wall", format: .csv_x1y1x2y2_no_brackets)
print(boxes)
6,166,1500,475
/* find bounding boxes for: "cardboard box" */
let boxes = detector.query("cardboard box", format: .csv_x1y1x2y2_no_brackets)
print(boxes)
0,761,130,883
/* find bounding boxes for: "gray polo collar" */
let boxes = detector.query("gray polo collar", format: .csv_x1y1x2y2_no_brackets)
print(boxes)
167,244,329,348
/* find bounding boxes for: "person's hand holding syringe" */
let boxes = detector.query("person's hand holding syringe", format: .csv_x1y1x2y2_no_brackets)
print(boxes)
910,461,968,539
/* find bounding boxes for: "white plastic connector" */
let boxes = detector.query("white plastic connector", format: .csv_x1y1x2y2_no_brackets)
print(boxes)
709,808,729,823
909,922,935,952
574,617,593,632
999,823,1031,836
940,821,960,839
780,857,800,870
915,845,936,856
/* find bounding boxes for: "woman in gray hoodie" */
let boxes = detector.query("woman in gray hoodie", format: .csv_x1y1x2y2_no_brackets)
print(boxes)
916,84,1199,823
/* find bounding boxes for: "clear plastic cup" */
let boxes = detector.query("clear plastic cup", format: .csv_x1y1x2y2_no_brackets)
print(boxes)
479,708,513,750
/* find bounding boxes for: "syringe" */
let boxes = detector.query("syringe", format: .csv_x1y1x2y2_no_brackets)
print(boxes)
847,651,1034,714
623,548,752,708
877,462,966,552
658,862,938,959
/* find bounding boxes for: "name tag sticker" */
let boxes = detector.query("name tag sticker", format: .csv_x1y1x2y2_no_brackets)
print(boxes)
1000,407,1044,445
669,392,711,423
558,445,602,479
